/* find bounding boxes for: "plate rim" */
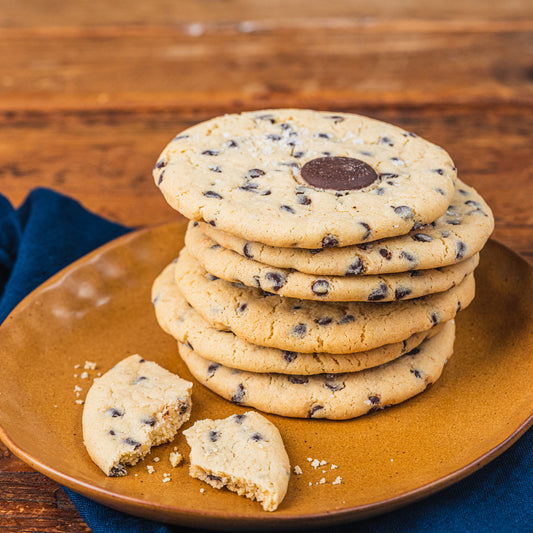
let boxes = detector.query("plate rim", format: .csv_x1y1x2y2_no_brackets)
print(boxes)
0,223,532,529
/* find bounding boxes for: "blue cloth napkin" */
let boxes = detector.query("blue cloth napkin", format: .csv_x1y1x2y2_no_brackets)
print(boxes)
0,188,531,533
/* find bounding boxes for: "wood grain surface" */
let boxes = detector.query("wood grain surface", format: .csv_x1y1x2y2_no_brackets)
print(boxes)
0,1,532,531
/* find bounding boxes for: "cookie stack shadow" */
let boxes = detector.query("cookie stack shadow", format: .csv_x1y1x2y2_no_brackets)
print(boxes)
151,109,494,420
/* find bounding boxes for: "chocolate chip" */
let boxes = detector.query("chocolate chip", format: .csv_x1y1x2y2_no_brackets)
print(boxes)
368,283,388,301
231,384,246,403
178,401,189,415
458,189,468,195
239,183,259,191
237,303,248,313
380,173,398,180
395,287,412,300
256,114,275,123
288,375,309,384
407,347,420,356
233,414,246,424
210,244,221,250
108,429,116,436
132,376,147,385
338,314,355,325
206,273,219,281
311,279,330,296
281,205,296,214
192,221,199,227
446,219,461,226
260,189,272,196
227,139,238,148
308,405,324,418
207,363,220,378
393,206,414,219
430,312,439,326
157,170,165,185
325,378,345,392
174,134,189,140
400,251,417,265
317,132,332,139
138,358,146,363
346,258,364,275
266,134,282,141
207,474,222,482
251,432,264,441
432,168,444,175
209,165,222,173
154,159,166,169
201,150,219,156
209,430,220,442
457,301,462,313
411,369,423,379
293,151,305,158
374,187,385,195
142,417,157,426
109,465,127,477
435,187,446,195
321,235,339,248
327,115,345,123
359,222,371,240
379,248,392,260
380,136,394,147
242,243,253,259
247,168,265,178
301,156,378,190
107,408,124,418
413,233,433,242
203,190,223,199
368,395,381,405
292,305,302,311
292,323,307,337
283,351,297,362
265,272,287,291
456,241,467,260
298,195,312,205
310,248,323,255
124,438,141,449
315,317,333,326
403,131,418,138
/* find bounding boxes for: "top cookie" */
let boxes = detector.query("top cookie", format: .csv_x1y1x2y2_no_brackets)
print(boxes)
154,109,457,248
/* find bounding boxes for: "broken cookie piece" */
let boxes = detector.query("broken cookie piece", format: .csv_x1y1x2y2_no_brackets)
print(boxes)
82,354,192,476
183,411,290,511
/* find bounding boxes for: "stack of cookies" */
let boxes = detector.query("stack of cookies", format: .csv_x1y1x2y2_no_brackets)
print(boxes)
151,109,493,420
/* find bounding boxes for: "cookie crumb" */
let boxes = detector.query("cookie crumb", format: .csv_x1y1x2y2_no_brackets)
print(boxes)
318,478,326,484
332,476,343,485
310,459,320,469
169,451,183,467
162,477,171,483
74,385,82,392
153,457,160,463
75,399,84,405
84,361,97,370
147,465,155,474
74,364,81,369
331,464,338,470
80,371,89,379
293,465,303,475
200,488,205,493
319,460,327,466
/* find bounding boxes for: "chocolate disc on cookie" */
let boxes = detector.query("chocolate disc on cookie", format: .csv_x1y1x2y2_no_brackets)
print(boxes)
154,109,457,248
301,156,378,190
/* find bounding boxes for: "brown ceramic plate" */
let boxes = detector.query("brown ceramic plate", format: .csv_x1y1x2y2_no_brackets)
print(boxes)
0,221,532,530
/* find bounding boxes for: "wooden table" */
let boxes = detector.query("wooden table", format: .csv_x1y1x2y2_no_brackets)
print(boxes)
1,1,532,530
